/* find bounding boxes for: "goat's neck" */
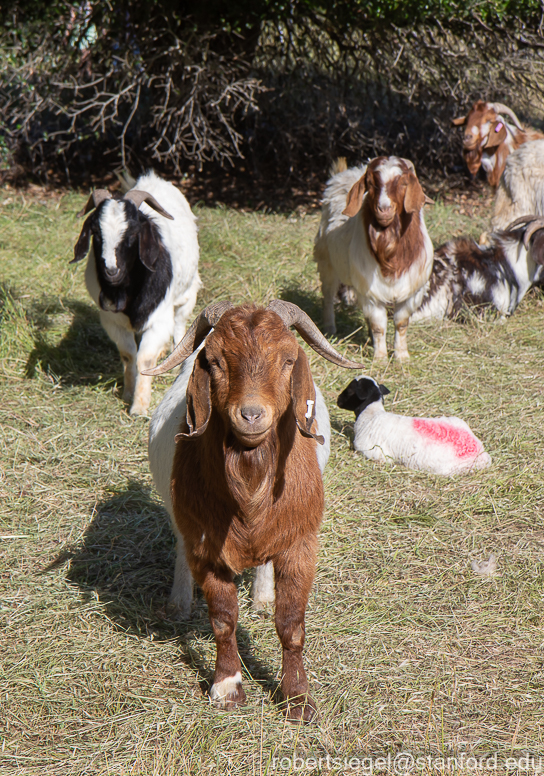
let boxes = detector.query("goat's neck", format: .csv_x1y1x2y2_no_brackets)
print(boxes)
363,203,423,279
355,400,385,423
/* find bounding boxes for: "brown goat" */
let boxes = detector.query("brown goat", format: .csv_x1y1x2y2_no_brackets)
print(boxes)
145,300,363,722
452,100,543,188
314,156,434,360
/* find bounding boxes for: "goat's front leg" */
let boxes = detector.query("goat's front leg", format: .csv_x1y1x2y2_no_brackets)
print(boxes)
198,565,246,709
274,539,318,723
393,300,417,362
315,245,339,335
362,300,388,361
132,325,171,416
99,311,138,402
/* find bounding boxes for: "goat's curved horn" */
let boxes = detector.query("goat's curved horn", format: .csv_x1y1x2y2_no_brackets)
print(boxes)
490,103,523,130
506,215,544,248
267,299,364,369
124,190,174,220
142,301,234,376
76,189,112,218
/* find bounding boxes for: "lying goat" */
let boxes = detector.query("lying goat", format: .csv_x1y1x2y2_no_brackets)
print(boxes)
452,100,543,188
411,216,544,322
72,170,201,415
338,377,491,476
146,300,361,721
314,156,433,361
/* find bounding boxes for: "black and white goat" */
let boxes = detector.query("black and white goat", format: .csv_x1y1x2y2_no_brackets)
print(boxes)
411,216,544,322
72,171,201,415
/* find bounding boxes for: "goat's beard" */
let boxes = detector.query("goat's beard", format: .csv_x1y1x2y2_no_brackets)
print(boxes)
224,429,278,521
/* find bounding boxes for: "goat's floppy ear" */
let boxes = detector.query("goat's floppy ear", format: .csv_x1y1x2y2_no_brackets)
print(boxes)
139,218,161,271
483,121,507,149
71,215,93,264
404,173,426,213
291,347,324,445
176,351,211,440
452,115,467,126
343,173,367,217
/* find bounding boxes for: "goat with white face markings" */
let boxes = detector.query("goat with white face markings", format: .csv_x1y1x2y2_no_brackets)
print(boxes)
452,100,544,188
72,171,201,415
314,156,433,361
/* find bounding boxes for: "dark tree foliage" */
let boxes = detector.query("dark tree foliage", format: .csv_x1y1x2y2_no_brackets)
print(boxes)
1,1,544,190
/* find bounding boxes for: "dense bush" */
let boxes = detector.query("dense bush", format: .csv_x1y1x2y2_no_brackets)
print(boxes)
1,1,544,188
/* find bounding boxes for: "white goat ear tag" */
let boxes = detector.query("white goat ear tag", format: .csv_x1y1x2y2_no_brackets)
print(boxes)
305,399,314,419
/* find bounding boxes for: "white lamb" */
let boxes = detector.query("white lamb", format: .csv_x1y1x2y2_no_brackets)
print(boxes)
337,377,491,476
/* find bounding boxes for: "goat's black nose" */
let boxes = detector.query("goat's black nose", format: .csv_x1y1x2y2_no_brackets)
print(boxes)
240,406,263,424
105,267,118,277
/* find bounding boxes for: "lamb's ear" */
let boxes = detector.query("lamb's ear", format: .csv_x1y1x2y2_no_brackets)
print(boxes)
71,215,93,263
342,173,367,217
139,218,161,271
404,173,426,213
484,121,507,148
175,352,211,440
452,115,467,126
291,347,324,444
379,384,390,396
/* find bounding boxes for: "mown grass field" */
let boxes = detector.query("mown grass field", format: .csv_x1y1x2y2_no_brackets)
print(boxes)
1,184,544,775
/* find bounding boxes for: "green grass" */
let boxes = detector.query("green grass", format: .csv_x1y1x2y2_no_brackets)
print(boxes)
1,186,544,775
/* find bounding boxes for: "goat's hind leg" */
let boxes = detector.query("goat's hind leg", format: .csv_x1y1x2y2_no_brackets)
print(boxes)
251,561,275,612
197,565,246,709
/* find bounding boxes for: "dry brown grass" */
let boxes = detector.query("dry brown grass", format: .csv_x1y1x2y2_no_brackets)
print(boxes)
1,188,544,775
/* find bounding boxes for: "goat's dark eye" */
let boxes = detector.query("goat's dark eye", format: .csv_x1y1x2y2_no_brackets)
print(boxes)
283,358,295,369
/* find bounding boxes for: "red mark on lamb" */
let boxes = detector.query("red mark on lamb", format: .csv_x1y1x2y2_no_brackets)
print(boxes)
412,418,480,458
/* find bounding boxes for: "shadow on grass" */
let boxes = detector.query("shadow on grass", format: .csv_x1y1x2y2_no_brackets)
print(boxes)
25,296,121,387
44,480,281,706
279,283,371,348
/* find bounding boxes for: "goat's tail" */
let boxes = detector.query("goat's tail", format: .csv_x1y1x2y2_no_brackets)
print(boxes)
329,157,348,176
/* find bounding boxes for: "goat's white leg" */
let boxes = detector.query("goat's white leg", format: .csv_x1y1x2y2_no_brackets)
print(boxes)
251,561,275,612
173,281,200,345
168,522,193,619
362,300,388,360
315,244,339,335
131,325,171,416
99,311,138,402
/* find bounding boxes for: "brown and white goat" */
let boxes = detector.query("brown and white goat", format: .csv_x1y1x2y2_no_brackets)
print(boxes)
146,300,362,722
452,100,544,188
314,156,433,360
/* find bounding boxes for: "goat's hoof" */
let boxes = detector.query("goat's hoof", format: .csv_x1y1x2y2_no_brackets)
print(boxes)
394,351,410,363
210,674,246,709
129,402,149,417
322,324,337,337
283,695,318,724
372,351,388,362
251,597,274,615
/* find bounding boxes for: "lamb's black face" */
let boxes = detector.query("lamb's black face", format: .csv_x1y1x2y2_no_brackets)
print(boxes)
337,377,390,418
93,199,141,286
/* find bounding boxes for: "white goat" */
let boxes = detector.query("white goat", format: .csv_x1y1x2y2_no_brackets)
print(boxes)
337,377,491,476
314,156,433,361
72,170,201,415
492,139,544,230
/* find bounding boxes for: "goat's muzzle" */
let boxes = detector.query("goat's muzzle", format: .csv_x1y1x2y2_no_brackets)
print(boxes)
228,402,273,447
375,208,395,227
